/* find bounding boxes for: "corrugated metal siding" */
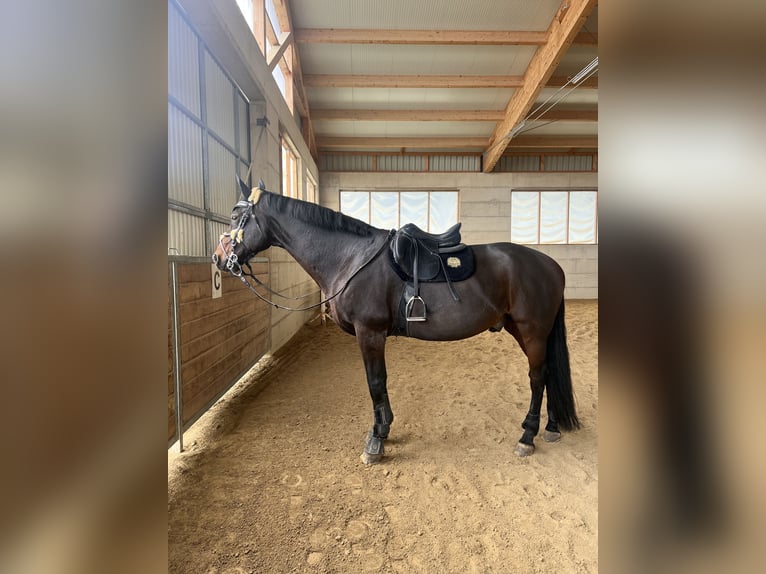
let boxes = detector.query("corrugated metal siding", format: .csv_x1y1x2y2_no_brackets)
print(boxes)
208,138,237,217
238,160,251,181
210,220,231,245
429,155,479,172
168,105,204,208
204,52,236,147
168,210,206,256
378,155,425,171
544,155,593,171
168,4,200,117
237,95,249,156
321,155,373,171
497,155,541,172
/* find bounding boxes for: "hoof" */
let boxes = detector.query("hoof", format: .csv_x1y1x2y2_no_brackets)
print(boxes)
542,430,561,443
360,451,383,465
515,442,535,457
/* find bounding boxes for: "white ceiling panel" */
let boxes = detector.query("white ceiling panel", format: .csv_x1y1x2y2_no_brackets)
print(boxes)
291,0,562,31
307,87,516,110
314,120,496,138
517,122,598,136
535,88,598,106
298,44,537,76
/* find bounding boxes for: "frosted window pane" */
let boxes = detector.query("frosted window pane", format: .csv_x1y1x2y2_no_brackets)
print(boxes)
371,192,399,229
400,192,428,228
511,192,539,244
429,192,458,233
569,192,597,243
339,192,370,223
540,192,568,244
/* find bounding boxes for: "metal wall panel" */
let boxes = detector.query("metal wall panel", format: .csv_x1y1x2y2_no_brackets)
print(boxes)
429,155,479,172
378,155,425,171
544,155,593,171
168,210,206,256
321,154,373,171
210,220,231,246
497,155,541,172
204,52,236,147
208,137,237,217
168,105,204,208
168,4,200,117
237,95,249,157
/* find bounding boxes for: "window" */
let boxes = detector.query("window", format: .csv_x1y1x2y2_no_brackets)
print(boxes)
510,190,597,244
281,137,299,198
235,0,294,112
168,3,250,257
306,174,317,204
339,191,458,233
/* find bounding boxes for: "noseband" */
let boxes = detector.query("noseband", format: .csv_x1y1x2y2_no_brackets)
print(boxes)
217,199,261,277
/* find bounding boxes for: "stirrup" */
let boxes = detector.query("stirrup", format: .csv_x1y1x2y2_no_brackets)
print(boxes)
405,295,427,322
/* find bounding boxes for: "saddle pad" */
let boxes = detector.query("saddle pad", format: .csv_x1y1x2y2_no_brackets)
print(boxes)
388,245,475,283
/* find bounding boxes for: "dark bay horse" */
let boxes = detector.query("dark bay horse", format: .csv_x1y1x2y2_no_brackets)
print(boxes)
213,178,579,464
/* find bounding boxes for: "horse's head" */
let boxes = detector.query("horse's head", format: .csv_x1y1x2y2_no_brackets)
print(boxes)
212,176,270,274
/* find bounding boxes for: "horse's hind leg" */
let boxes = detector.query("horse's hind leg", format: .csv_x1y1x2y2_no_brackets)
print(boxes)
543,407,562,443
504,319,546,456
355,327,394,465
516,340,547,456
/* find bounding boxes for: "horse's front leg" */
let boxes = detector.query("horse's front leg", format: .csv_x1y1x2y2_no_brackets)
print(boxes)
355,327,394,464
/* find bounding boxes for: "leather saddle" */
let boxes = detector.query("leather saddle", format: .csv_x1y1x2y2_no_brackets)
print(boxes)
391,222,464,281
389,223,470,325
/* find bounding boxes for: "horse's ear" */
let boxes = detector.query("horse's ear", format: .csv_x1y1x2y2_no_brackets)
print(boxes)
237,175,250,201
258,178,266,191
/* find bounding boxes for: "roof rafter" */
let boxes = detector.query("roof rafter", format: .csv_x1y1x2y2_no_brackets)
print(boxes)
316,135,596,150
312,108,597,122
295,28,596,46
483,0,598,172
303,74,597,89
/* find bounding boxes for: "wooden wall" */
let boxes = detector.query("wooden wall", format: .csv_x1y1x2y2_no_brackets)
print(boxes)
168,260,270,442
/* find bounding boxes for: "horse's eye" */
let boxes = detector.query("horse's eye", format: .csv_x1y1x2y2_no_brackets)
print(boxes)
231,213,238,220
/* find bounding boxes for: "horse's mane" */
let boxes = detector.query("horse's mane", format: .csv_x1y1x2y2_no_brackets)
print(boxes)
263,192,375,237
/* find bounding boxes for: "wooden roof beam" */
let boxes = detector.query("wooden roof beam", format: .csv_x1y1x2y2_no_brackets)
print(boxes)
317,137,489,150
483,0,598,172
312,108,597,122
295,29,596,46
316,135,596,151
304,74,597,89
304,74,525,89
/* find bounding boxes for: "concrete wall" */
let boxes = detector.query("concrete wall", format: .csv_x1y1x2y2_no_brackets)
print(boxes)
178,0,321,352
319,171,598,299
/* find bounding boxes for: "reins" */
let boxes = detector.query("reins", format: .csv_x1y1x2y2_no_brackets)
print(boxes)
224,230,393,313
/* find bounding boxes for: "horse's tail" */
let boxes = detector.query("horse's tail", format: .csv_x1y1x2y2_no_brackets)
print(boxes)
545,299,580,431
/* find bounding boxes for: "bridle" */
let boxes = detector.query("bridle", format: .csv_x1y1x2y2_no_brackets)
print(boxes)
213,193,393,312
217,199,259,278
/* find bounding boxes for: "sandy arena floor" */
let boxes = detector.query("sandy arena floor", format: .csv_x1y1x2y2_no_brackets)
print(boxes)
168,300,597,573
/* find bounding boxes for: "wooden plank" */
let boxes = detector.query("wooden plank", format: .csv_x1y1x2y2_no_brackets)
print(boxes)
304,74,595,89
317,136,489,150
181,322,267,386
181,303,269,356
312,108,597,122
483,0,598,172
267,31,293,71
181,327,269,414
304,74,524,89
295,28,548,45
